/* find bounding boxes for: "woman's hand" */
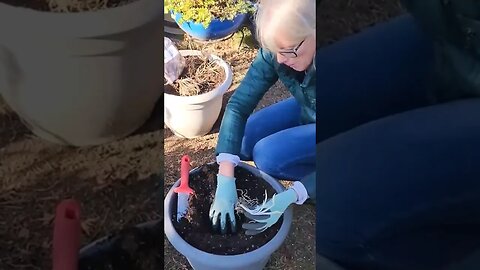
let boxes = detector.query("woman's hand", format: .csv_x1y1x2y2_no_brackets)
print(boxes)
239,188,298,235
239,181,309,235
209,161,238,234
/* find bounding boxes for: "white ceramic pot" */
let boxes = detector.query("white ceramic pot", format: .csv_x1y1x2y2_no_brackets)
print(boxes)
164,50,233,138
0,0,163,146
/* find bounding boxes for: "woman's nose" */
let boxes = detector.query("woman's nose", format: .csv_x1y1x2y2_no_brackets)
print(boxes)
277,53,287,64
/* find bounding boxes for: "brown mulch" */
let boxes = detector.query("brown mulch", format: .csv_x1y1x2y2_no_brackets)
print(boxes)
165,55,226,97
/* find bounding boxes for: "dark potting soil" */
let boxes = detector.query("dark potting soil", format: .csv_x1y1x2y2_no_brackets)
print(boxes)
78,220,162,270
164,55,225,97
0,0,137,12
172,163,283,255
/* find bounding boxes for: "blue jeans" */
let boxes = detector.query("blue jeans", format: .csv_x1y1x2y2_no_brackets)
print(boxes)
316,14,480,270
240,98,316,186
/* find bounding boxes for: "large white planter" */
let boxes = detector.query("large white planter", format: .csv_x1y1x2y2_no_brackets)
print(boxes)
164,50,233,138
0,0,163,146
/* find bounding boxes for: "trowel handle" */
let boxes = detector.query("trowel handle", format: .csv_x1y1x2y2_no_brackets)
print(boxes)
174,155,194,194
181,155,190,186
52,199,81,270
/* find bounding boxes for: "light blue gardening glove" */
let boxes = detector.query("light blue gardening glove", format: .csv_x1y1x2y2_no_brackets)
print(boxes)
239,188,298,235
209,174,238,234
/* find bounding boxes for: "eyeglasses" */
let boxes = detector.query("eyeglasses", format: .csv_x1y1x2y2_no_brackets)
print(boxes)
278,39,305,58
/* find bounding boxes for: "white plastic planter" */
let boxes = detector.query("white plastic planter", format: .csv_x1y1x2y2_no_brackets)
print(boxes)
164,50,233,138
0,0,163,146
164,162,293,270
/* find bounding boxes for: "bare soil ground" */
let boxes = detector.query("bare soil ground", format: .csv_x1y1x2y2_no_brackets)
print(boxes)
164,0,404,269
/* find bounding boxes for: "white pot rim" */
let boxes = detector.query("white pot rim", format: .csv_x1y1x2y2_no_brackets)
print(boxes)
0,0,161,37
164,50,233,105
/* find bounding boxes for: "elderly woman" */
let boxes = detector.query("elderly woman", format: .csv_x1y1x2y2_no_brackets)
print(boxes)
209,0,317,235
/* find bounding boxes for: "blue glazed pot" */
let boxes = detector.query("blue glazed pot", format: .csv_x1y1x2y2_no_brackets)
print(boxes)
172,12,248,41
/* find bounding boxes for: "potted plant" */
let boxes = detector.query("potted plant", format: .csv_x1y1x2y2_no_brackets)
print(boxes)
164,0,256,41
0,0,163,146
164,49,233,138
164,161,293,270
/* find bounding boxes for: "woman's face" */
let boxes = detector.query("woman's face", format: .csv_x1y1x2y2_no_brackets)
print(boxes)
275,33,316,72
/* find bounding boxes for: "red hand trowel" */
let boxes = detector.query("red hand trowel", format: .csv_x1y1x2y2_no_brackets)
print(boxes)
52,199,81,270
174,155,194,221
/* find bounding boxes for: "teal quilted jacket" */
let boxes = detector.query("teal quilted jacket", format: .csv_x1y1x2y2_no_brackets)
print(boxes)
403,0,480,102
216,48,316,156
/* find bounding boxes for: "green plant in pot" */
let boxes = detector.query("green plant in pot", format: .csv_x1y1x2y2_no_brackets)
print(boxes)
164,0,256,40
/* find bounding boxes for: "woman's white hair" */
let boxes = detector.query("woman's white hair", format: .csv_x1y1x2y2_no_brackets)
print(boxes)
255,0,316,53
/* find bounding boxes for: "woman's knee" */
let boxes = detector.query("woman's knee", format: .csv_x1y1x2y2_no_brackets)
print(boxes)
251,137,280,176
241,98,300,159
252,125,316,179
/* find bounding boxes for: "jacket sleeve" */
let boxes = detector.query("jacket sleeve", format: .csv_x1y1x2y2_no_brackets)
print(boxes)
300,143,319,201
216,48,279,156
300,171,316,201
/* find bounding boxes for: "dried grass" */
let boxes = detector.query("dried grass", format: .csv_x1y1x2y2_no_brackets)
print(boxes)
170,55,225,97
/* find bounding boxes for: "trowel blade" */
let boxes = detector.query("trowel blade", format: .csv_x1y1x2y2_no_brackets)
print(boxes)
176,192,189,222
